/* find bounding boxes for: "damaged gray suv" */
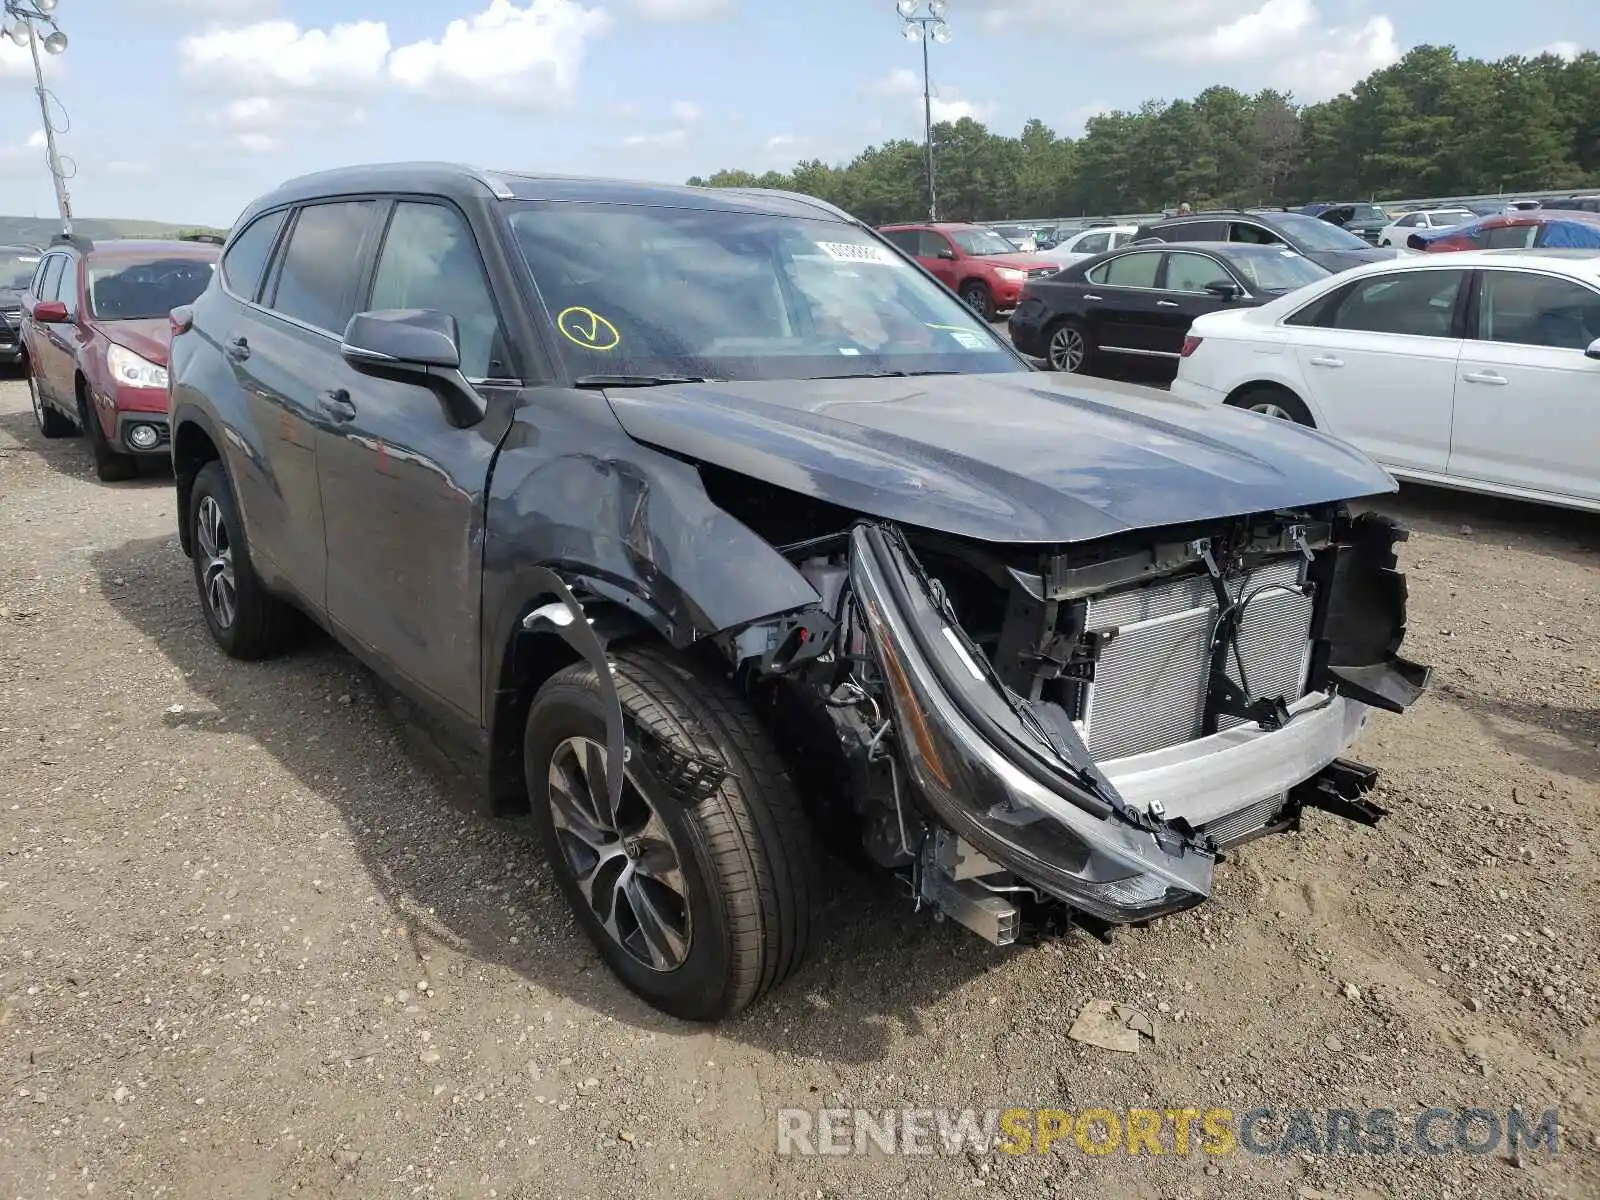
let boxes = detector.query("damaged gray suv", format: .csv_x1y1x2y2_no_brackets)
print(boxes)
168,164,1429,1020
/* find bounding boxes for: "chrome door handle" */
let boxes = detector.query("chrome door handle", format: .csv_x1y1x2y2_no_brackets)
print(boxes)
1156,300,1180,308
1309,355,1344,368
1462,370,1507,386
318,389,357,421
1082,294,1102,302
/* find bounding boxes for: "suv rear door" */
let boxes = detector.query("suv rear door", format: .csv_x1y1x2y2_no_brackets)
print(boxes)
236,200,381,612
316,197,515,720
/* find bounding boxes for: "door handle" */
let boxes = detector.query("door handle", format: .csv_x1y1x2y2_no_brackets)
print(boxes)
1308,355,1344,368
1082,294,1103,302
1156,300,1180,308
225,336,250,363
1462,370,1508,386
318,389,357,421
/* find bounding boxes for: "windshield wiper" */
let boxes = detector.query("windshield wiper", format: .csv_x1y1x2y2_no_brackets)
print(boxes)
572,373,720,388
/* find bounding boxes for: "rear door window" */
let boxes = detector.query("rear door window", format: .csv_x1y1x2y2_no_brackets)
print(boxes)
1310,270,1468,338
1090,251,1162,288
222,209,288,301
917,230,954,258
267,200,379,334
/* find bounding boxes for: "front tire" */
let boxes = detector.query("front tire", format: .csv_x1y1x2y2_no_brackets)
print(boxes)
188,461,296,659
960,280,996,323
524,648,816,1020
30,366,73,438
79,388,138,481
1227,385,1314,426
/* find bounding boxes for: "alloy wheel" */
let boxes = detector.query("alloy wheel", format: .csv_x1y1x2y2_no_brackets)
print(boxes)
1249,401,1293,420
196,495,238,630
1049,326,1086,372
546,735,692,973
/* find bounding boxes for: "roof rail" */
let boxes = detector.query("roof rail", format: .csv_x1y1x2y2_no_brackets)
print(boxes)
715,187,856,223
179,233,225,245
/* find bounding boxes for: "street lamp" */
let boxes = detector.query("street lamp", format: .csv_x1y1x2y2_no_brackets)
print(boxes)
895,0,951,221
2,0,72,234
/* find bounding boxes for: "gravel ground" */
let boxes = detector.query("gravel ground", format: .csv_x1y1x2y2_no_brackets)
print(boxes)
2,375,1597,1200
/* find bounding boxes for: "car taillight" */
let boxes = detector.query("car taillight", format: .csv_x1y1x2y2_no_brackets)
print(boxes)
1180,335,1203,358
170,306,194,338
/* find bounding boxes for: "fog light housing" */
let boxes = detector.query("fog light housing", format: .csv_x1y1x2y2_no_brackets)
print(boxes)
127,422,160,450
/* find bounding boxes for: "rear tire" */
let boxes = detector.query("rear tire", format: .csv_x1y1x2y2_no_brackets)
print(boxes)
30,366,73,438
959,280,996,323
1227,385,1314,426
188,461,296,660
524,647,817,1020
79,386,139,481
1044,318,1095,373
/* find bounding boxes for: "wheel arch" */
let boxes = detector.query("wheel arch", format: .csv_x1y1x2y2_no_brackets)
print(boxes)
1223,379,1318,427
171,408,224,557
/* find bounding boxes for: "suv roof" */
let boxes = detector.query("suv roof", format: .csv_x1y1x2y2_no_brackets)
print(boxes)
251,162,853,228
879,221,984,231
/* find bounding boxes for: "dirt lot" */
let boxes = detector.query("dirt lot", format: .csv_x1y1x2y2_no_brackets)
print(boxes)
2,376,1597,1200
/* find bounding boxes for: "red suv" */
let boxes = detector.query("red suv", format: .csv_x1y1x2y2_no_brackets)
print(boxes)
24,235,220,480
879,222,1061,320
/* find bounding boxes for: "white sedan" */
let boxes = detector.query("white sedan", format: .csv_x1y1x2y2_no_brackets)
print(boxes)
1038,224,1140,268
1377,208,1477,247
1171,249,1600,512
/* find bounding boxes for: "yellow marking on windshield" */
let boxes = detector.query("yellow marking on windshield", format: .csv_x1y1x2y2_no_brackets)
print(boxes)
557,306,621,352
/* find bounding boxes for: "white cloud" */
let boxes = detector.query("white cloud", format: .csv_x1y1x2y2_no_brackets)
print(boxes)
205,93,364,155
1268,16,1399,100
0,38,37,80
1060,100,1112,137
670,100,704,122
179,19,391,94
179,1,610,110
1534,41,1583,61
766,134,798,150
626,0,738,19
866,67,992,125
623,128,689,149
389,0,611,105
0,128,46,177
1153,0,1316,63
930,95,995,123
868,68,920,96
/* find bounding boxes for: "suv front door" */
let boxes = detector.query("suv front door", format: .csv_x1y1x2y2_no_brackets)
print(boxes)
917,230,960,290
316,198,516,721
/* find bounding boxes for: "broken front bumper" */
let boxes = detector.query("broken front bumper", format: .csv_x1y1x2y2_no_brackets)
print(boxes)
848,524,1215,924
846,522,1413,926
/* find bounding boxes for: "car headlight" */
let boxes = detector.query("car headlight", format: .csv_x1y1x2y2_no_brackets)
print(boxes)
994,267,1027,283
107,343,168,390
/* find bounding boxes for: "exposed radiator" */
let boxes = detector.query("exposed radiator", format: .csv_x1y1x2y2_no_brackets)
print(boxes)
1078,555,1313,761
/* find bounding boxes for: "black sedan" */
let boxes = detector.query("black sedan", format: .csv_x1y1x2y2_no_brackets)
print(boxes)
1008,241,1330,377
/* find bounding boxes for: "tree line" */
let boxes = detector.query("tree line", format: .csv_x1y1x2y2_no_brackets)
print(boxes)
687,46,1600,223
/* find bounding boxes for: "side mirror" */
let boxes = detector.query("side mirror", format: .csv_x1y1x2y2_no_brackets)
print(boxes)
937,248,957,260
341,308,485,427
1205,280,1243,301
33,300,68,323
1586,337,1600,361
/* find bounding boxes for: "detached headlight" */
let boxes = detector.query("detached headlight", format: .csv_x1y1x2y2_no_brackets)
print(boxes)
994,267,1027,283
107,343,168,390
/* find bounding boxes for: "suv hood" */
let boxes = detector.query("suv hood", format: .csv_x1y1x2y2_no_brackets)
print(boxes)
974,251,1059,272
604,373,1395,544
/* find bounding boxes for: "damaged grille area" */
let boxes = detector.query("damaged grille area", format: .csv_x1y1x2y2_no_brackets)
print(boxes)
1073,555,1313,760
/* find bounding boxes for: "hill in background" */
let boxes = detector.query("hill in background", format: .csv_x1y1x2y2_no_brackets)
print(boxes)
0,215,227,246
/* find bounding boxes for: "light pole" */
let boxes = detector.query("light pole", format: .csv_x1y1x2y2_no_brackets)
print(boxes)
2,0,71,234
895,0,951,222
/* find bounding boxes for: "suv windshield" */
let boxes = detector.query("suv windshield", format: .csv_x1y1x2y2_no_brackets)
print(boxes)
1349,205,1386,222
1271,212,1372,252
0,249,39,290
951,227,1020,256
89,257,215,320
1226,246,1330,292
507,203,1020,382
